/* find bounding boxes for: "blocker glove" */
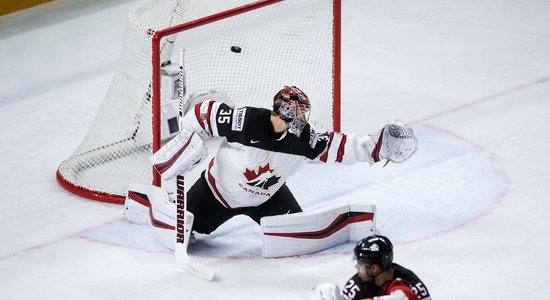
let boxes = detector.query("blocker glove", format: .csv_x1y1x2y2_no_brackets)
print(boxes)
150,129,208,179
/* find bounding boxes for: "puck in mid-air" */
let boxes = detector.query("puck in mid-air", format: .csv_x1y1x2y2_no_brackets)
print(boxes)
231,46,242,53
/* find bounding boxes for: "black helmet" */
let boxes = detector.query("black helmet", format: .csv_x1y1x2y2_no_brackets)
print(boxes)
354,235,394,270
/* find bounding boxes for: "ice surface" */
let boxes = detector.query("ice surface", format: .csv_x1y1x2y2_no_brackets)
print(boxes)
1,0,550,299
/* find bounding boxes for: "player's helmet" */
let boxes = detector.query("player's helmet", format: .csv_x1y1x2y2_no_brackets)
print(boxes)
354,235,394,271
273,86,311,137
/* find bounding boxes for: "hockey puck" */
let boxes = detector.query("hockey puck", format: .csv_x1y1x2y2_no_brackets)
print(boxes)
230,46,242,53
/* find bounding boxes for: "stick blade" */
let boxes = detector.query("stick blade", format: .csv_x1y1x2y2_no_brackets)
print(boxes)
186,259,216,281
176,250,215,281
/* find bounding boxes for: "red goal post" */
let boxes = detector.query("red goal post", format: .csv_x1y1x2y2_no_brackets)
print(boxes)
57,0,341,204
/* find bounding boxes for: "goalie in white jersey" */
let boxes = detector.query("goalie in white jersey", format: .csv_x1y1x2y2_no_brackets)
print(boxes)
148,86,418,235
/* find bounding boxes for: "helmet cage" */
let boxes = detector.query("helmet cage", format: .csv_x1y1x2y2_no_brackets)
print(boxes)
273,86,311,137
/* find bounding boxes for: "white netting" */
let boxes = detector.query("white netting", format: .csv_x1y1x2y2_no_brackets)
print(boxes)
57,0,338,201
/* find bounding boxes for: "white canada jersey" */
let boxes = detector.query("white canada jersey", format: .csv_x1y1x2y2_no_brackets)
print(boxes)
183,100,366,209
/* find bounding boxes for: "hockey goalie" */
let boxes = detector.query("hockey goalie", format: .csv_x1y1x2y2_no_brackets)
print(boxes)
124,85,417,270
125,86,417,247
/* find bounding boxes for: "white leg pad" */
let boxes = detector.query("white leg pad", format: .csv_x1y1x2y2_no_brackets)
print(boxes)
261,202,376,258
146,185,196,251
125,183,196,251
150,211,195,252
124,183,153,225
124,183,177,226
148,186,176,250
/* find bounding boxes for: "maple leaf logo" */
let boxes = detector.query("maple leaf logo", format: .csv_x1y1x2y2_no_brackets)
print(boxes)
243,162,280,190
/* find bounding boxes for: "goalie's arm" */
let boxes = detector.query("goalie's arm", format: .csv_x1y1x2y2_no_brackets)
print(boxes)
151,99,242,179
316,120,418,165
180,100,236,139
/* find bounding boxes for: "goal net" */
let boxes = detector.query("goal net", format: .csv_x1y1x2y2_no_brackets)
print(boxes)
56,0,341,204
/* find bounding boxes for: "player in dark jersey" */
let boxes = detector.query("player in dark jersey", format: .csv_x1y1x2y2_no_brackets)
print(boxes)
341,263,431,300
145,86,418,237
311,234,430,300
341,235,431,300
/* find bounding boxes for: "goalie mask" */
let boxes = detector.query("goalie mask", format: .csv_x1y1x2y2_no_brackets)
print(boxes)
273,86,311,137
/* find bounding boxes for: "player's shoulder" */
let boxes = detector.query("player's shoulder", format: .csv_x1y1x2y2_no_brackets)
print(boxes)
382,279,418,300
241,106,271,119
392,263,425,285
233,106,271,130
393,263,418,278
392,263,431,300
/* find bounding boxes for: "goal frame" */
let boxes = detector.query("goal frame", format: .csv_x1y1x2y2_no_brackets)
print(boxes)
56,0,341,203
151,0,341,186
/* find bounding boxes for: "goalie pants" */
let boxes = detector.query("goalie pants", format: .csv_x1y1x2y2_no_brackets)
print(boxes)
187,171,303,234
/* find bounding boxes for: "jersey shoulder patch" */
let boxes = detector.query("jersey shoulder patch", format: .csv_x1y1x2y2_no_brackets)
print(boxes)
231,107,247,131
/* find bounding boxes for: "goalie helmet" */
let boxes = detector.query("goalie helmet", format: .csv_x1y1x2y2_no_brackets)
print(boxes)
354,235,394,271
273,86,311,137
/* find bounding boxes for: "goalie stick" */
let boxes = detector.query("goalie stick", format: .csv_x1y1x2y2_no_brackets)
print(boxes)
173,48,214,280
175,175,215,280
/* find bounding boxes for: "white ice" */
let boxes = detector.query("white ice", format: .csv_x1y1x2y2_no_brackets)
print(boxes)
1,0,550,299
